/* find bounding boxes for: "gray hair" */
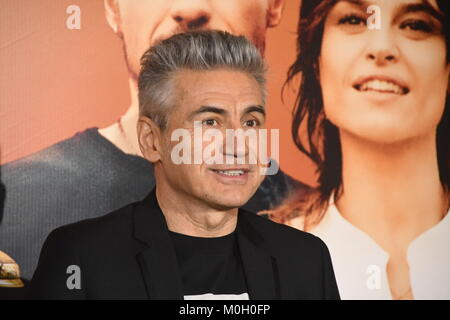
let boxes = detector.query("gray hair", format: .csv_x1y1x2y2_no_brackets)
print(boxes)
138,30,267,129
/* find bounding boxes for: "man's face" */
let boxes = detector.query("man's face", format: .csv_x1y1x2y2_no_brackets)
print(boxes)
153,69,266,210
105,0,284,79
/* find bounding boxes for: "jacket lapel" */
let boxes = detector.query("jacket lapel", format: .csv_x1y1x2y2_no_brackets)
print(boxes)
132,189,278,300
133,189,183,300
237,211,279,300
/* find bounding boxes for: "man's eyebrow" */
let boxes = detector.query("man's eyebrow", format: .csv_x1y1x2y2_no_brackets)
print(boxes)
188,106,227,119
242,105,265,117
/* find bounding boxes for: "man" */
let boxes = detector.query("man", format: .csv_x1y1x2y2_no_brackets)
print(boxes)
0,0,307,285
30,31,339,299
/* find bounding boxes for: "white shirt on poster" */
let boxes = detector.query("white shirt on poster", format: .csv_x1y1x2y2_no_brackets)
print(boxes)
303,202,450,300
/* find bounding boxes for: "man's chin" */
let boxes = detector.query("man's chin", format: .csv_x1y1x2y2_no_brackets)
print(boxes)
207,194,252,211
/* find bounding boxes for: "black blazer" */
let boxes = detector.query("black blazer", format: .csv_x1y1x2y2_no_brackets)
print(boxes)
29,189,340,300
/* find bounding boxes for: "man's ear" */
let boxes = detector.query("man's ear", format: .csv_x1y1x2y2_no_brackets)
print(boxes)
137,116,162,163
267,0,285,28
104,0,123,38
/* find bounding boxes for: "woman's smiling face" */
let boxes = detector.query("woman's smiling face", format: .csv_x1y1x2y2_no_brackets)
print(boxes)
319,0,449,144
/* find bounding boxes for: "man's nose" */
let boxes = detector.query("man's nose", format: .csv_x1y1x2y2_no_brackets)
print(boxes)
222,126,252,162
223,135,248,159
171,0,211,31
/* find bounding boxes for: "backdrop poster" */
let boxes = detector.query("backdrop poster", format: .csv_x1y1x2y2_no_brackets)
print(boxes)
1,0,449,300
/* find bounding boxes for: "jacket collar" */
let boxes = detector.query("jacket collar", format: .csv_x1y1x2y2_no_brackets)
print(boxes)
236,211,278,299
133,188,278,300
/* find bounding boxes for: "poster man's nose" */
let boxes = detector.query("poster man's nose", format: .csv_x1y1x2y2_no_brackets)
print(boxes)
171,0,211,31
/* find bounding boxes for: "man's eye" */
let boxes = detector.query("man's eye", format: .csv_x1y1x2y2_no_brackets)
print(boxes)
400,19,433,33
244,119,259,127
338,14,366,26
202,119,218,126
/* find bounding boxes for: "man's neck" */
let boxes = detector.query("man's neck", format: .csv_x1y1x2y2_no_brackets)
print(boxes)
336,129,448,252
98,78,142,156
155,177,239,238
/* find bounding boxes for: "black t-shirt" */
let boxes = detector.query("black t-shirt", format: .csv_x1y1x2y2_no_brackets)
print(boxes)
169,231,249,300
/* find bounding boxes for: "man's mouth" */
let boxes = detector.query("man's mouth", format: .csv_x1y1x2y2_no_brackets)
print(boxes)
353,77,410,95
211,169,248,177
